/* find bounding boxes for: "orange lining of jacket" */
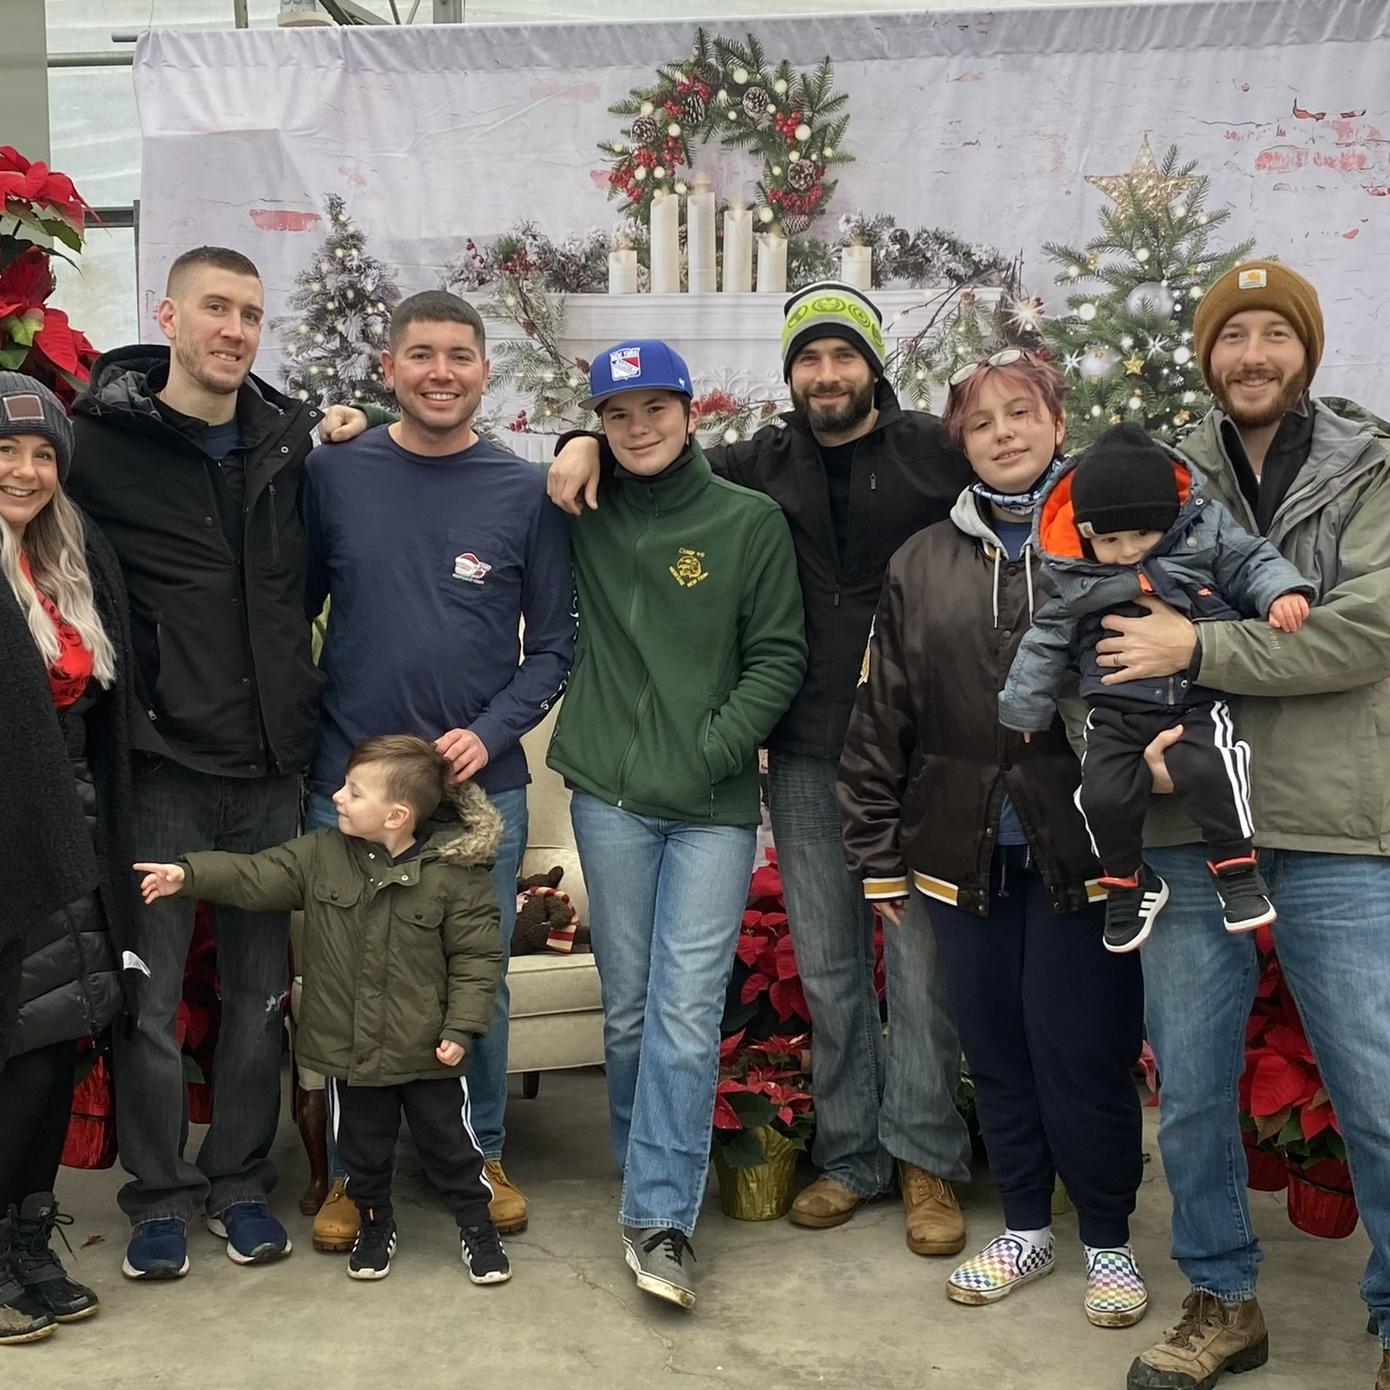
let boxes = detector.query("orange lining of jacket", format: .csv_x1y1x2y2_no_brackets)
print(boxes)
1039,462,1193,559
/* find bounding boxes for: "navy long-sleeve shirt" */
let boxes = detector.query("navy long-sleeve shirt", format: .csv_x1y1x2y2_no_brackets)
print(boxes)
302,425,574,799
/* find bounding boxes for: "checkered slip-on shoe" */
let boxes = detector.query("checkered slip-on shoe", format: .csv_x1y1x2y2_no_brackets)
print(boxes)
1084,1246,1149,1327
947,1233,1055,1305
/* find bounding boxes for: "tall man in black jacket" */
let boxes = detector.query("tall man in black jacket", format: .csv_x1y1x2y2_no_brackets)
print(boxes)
68,247,323,1279
544,284,976,1251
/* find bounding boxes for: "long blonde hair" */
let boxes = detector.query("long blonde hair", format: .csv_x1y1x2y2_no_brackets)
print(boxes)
1,484,116,687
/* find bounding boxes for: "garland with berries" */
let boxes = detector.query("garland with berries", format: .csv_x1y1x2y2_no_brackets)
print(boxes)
601,29,854,237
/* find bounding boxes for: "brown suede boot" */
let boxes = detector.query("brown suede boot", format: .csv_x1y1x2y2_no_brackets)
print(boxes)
484,1161,528,1234
900,1164,966,1256
1127,1291,1268,1389
788,1176,867,1229
1376,1347,1389,1390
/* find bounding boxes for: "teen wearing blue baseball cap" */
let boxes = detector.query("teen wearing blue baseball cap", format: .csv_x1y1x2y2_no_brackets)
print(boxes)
546,341,807,1310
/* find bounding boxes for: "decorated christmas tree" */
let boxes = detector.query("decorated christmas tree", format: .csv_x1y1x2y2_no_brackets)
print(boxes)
281,194,401,408
1042,138,1254,448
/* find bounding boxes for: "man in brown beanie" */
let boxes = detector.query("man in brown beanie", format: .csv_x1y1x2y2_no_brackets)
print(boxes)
1096,260,1390,1390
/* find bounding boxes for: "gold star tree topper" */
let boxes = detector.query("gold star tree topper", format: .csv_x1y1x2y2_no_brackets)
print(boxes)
1086,136,1197,215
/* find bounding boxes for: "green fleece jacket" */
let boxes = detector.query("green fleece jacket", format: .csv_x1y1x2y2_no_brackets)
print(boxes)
547,443,806,825
179,783,502,1085
1146,398,1390,855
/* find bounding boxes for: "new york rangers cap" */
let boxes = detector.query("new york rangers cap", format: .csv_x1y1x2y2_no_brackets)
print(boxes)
583,339,694,409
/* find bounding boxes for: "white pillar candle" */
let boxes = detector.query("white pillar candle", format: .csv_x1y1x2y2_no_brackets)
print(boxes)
756,230,788,294
687,171,717,295
608,246,637,295
722,206,753,293
840,242,872,290
649,192,680,295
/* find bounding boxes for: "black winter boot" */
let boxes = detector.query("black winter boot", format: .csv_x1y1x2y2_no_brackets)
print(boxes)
12,1194,98,1322
0,1212,55,1344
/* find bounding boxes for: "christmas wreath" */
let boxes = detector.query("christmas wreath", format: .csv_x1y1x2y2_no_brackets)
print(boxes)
601,29,854,237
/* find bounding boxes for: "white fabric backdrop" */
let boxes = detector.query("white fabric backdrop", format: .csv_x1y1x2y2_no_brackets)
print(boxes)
134,0,1390,432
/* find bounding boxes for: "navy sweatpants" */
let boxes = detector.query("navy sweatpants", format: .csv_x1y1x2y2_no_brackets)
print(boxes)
926,845,1144,1248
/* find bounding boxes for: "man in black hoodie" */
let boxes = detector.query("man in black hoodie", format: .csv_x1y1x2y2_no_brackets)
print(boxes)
68,247,322,1280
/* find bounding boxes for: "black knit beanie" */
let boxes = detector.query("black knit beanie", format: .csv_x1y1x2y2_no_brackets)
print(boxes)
1070,423,1180,537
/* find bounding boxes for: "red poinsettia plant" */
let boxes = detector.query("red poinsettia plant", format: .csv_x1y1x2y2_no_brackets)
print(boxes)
1,146,99,403
714,1029,815,1167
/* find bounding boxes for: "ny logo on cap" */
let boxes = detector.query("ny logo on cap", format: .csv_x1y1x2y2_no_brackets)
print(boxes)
1237,268,1268,290
609,347,642,381
1,393,44,424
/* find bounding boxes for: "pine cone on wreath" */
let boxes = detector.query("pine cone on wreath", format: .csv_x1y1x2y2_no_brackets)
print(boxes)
742,86,771,119
630,114,662,147
781,213,811,236
786,160,817,192
682,92,707,126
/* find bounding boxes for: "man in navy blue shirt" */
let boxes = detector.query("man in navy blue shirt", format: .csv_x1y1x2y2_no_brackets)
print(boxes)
301,291,574,1241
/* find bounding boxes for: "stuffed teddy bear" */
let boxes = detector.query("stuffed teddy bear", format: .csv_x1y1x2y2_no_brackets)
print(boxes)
512,866,588,955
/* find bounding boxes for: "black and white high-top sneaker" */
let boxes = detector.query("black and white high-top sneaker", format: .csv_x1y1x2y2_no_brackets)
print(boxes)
1208,856,1277,933
347,1209,396,1281
1100,864,1169,953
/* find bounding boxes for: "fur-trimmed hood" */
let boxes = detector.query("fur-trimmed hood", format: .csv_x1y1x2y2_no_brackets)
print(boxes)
429,779,504,867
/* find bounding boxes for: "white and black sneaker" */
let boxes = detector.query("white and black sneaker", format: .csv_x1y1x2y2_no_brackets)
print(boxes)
460,1222,511,1285
622,1226,696,1309
347,1209,396,1281
1209,856,1277,933
1100,864,1169,953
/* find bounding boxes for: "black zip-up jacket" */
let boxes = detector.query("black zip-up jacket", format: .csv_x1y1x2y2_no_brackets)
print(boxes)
69,346,325,778
577,381,971,759
837,490,1102,918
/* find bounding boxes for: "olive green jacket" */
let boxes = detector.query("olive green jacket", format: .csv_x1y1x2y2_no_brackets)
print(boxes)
1145,398,1390,854
180,783,502,1085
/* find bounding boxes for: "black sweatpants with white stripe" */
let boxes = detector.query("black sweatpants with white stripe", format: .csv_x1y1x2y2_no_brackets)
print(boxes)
1077,699,1253,878
327,1075,492,1227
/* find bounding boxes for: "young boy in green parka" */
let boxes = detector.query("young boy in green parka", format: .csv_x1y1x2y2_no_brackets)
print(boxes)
135,734,511,1286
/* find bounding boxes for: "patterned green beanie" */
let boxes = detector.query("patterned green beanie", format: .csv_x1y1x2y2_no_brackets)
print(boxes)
781,280,886,380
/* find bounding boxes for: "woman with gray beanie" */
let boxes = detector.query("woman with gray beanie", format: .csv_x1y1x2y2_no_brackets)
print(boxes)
0,372,138,1343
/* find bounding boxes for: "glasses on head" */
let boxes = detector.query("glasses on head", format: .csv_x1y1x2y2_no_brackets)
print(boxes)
948,348,1039,390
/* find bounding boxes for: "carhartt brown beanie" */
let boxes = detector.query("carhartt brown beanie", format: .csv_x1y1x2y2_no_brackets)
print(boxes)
1193,260,1323,387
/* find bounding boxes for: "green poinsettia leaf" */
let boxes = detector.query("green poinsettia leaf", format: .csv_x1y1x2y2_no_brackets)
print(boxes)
714,1127,769,1168
727,1090,777,1128
40,216,83,253
181,1053,206,1085
0,343,31,369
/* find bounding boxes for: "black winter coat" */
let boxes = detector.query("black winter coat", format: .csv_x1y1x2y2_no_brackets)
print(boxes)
837,491,1102,918
2,516,140,1063
69,347,325,778
584,381,971,760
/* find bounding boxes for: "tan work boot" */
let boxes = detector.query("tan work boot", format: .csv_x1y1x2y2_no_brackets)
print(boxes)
484,1160,528,1234
312,1178,359,1253
789,1176,867,1229
900,1164,966,1256
1377,1347,1389,1390
1127,1291,1268,1388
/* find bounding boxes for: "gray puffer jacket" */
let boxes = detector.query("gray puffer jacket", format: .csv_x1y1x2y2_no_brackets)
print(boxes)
1000,451,1314,732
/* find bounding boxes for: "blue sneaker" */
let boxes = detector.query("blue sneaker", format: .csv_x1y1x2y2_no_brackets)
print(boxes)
206,1204,292,1265
121,1219,190,1280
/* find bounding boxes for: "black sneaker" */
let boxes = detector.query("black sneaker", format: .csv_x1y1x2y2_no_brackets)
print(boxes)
1209,857,1277,933
0,1213,56,1344
460,1222,511,1285
1100,865,1169,953
622,1226,696,1309
11,1194,98,1322
347,1209,396,1281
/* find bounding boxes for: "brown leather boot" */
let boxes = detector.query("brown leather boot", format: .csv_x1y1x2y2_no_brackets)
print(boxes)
484,1160,528,1234
900,1164,966,1256
788,1176,867,1229
311,1179,359,1253
1376,1346,1389,1390
1127,1291,1268,1389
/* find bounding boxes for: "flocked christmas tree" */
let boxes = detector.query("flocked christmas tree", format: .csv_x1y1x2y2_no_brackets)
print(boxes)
1042,138,1254,449
281,195,401,409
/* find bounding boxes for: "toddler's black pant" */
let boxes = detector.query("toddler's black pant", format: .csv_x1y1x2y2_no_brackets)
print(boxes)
327,1074,491,1227
1078,699,1253,877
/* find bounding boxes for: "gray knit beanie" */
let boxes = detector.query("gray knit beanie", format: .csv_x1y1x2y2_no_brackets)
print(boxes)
0,371,74,483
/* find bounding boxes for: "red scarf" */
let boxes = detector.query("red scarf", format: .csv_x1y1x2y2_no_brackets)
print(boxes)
19,551,93,708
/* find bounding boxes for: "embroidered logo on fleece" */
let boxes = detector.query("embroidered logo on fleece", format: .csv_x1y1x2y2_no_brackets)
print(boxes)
453,552,492,584
609,347,642,381
668,547,708,588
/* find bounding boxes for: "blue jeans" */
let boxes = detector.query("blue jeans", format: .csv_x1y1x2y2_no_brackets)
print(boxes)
116,758,301,1224
1144,844,1390,1340
569,791,756,1237
306,784,526,1161
767,750,971,1196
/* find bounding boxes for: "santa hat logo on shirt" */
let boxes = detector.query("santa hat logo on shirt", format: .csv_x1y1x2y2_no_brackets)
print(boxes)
453,552,492,584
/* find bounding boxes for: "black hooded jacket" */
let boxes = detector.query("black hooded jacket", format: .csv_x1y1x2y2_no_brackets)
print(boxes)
69,346,324,778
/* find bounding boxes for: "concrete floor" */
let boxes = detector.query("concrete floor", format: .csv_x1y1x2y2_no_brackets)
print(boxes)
17,1069,1379,1390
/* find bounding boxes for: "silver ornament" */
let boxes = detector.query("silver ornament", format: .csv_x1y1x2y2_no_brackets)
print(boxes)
1124,281,1176,320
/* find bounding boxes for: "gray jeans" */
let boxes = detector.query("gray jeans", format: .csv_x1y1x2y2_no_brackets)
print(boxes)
767,749,971,1196
115,757,300,1224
